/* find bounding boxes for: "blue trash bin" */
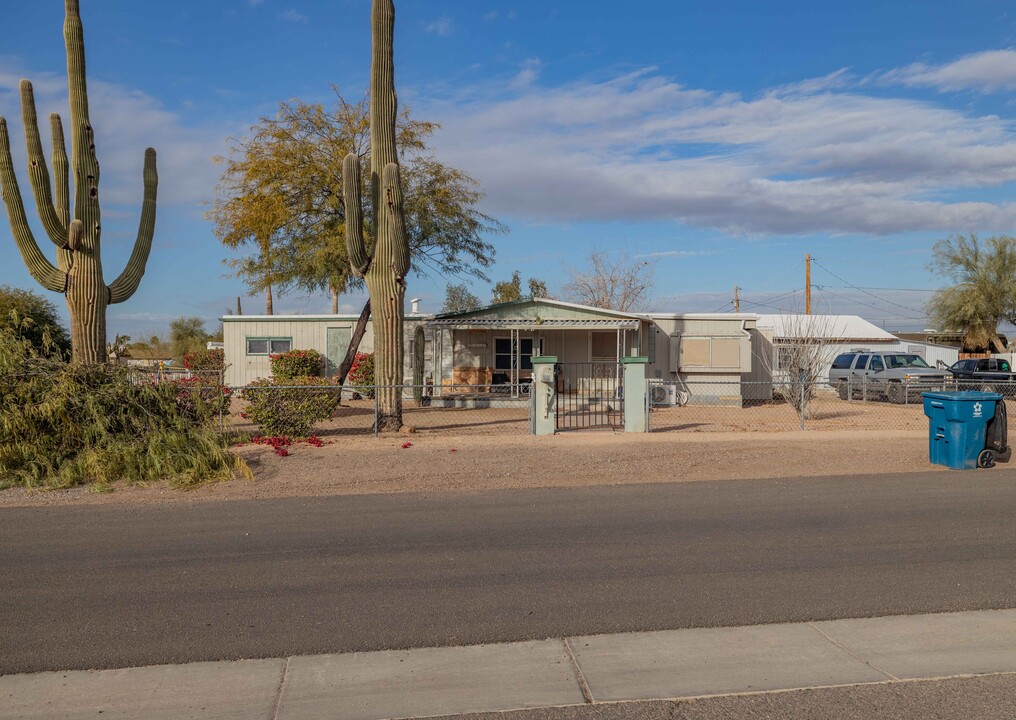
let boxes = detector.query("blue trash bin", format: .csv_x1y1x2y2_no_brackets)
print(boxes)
922,391,1002,469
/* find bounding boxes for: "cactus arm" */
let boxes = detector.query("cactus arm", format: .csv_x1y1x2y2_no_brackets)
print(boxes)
107,148,158,304
50,114,70,229
382,162,409,279
343,152,371,276
65,0,91,183
0,118,67,293
19,80,69,248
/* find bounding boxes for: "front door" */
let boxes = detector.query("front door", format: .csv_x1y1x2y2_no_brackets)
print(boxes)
326,327,352,377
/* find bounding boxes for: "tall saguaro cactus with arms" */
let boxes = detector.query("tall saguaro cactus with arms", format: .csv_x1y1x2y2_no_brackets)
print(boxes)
0,0,158,364
344,0,411,431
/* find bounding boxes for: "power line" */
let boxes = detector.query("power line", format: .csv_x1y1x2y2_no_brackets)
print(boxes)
811,259,929,316
812,286,927,321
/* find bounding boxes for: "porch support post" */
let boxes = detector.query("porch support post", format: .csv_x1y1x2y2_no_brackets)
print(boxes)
623,355,649,433
531,355,558,435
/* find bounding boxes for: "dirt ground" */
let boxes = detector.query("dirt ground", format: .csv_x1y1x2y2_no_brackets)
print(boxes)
0,427,962,509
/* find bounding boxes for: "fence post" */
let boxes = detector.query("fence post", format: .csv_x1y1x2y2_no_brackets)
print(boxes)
373,385,379,438
622,357,649,433
800,377,806,430
530,356,558,435
218,368,225,436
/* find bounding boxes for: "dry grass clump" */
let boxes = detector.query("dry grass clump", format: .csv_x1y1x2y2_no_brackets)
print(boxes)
0,323,244,490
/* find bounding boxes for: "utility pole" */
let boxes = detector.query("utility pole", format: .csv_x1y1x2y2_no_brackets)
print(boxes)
733,286,740,313
805,254,812,315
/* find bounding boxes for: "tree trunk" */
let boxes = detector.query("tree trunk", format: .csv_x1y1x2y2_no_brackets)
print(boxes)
991,334,1007,353
265,283,273,315
331,285,339,314
335,299,371,386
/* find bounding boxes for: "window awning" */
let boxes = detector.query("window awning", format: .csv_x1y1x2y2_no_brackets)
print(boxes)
424,319,640,330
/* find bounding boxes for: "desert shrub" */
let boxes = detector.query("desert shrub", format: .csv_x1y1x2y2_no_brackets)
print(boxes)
240,376,339,437
270,349,324,380
0,326,243,490
1,286,71,358
184,348,225,373
348,352,375,397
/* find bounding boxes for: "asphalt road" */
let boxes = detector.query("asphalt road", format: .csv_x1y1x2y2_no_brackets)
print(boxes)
3,470,1016,674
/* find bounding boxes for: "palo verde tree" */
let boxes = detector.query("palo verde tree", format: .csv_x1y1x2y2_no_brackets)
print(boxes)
928,234,1016,352
0,0,158,364
210,95,502,315
344,0,411,431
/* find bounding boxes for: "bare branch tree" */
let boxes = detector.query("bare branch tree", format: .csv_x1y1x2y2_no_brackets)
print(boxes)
562,251,655,311
760,313,844,421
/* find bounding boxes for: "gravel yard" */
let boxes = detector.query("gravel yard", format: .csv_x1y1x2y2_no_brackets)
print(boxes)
0,427,968,508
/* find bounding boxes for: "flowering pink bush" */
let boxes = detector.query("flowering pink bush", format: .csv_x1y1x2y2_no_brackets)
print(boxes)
270,349,324,380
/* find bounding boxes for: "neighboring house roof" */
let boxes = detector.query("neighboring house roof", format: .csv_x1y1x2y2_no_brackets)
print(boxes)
756,314,899,343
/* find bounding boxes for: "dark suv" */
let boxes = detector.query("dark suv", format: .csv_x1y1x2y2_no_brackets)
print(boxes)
828,351,952,403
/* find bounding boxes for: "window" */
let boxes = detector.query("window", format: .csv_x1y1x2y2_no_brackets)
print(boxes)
591,331,616,360
831,353,855,370
869,356,884,371
884,354,929,369
853,355,870,370
494,337,535,370
246,337,292,355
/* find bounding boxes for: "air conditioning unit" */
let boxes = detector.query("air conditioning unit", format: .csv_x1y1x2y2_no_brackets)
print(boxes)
650,382,690,407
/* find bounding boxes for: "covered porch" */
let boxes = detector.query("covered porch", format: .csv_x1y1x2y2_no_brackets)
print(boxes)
423,300,643,400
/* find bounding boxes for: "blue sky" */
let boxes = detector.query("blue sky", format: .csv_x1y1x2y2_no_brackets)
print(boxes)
2,0,1016,338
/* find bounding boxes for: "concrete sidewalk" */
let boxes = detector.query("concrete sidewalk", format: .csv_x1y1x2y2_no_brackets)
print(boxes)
3,609,1016,720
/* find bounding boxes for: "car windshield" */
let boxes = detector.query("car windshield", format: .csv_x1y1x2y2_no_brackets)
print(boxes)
884,354,930,369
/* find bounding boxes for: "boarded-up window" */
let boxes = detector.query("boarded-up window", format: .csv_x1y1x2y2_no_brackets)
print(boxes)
680,338,711,367
591,331,616,359
679,337,741,369
711,338,740,368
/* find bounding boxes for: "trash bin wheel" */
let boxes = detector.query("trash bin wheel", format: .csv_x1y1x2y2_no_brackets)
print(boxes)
977,449,996,469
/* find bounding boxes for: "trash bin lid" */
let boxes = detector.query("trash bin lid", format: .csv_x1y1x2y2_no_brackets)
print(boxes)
921,390,1004,402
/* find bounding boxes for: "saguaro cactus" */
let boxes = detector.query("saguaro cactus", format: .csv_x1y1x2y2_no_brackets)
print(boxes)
0,0,158,364
343,0,410,431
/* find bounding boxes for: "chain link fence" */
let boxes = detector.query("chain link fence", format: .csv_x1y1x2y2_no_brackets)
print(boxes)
647,377,1015,433
164,372,1016,437
212,383,534,439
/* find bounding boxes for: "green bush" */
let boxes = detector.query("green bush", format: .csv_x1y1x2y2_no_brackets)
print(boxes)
240,376,339,437
0,326,243,490
348,352,375,397
270,349,324,380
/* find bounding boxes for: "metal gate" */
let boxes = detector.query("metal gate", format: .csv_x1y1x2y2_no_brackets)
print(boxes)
555,362,624,430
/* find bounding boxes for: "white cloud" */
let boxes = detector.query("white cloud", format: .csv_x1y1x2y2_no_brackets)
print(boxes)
879,50,1016,93
638,249,717,259
422,60,1016,236
425,17,453,36
280,9,308,24
0,63,228,210
512,58,543,87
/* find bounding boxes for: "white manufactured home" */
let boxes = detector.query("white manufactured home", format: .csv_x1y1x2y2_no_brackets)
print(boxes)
222,299,776,405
